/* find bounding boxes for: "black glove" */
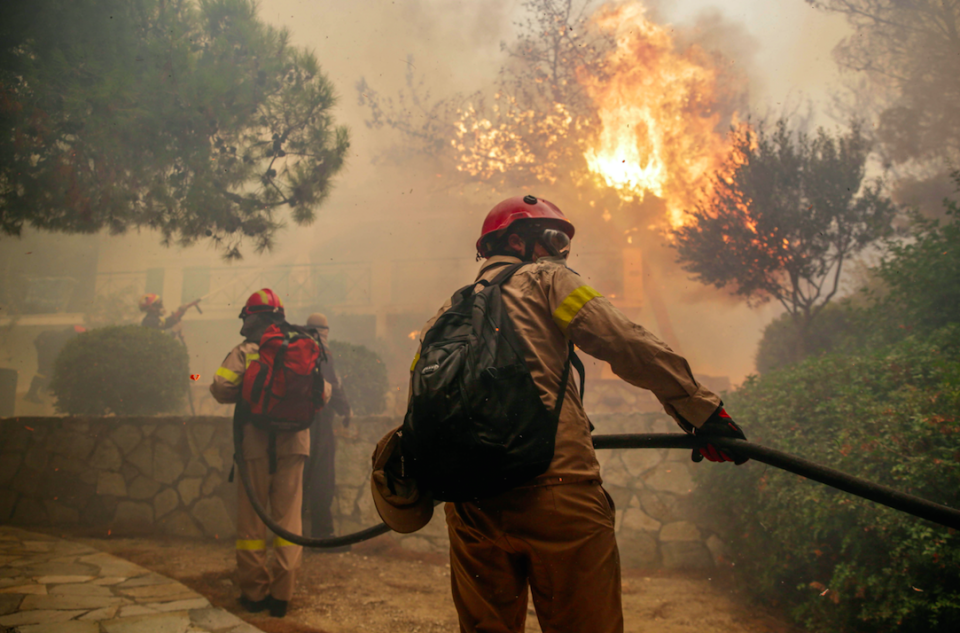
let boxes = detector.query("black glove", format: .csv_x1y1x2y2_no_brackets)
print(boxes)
691,406,749,465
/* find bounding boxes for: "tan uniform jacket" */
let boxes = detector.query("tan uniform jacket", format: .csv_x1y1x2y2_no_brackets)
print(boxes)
210,340,310,458
412,255,721,486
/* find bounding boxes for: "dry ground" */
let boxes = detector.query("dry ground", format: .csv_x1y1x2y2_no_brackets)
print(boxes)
41,528,804,633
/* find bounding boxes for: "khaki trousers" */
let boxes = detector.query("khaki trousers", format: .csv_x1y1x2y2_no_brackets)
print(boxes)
236,455,305,602
445,482,623,633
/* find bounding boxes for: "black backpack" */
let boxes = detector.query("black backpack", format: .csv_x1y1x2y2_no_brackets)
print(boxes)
400,262,584,502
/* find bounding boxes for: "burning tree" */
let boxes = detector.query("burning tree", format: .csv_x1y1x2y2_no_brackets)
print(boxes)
358,0,612,193
670,118,896,362
0,0,349,259
358,0,747,238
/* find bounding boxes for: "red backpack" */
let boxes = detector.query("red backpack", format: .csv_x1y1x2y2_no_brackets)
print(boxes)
241,324,326,433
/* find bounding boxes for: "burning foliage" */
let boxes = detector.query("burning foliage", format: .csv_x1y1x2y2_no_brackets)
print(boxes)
670,118,895,356
580,3,740,229
359,0,749,236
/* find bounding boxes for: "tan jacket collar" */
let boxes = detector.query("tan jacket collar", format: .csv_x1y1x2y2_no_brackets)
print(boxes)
478,255,572,280
477,255,523,280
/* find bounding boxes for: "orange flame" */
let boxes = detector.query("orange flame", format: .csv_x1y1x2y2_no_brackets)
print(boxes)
446,1,744,232
407,330,420,341
581,3,735,228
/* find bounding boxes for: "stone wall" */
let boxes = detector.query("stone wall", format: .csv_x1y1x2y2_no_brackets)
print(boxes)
0,417,236,540
352,413,726,570
1,414,726,569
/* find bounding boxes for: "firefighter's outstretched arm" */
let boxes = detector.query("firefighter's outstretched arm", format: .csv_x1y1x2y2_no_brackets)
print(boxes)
164,299,201,329
549,267,720,432
210,344,251,404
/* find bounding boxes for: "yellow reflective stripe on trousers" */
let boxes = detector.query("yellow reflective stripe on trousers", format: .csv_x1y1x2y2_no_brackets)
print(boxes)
410,351,420,372
244,352,259,369
236,539,266,551
215,366,242,385
274,537,298,548
552,286,602,334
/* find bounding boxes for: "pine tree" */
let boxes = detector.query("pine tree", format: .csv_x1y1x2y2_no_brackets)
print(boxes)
0,0,349,259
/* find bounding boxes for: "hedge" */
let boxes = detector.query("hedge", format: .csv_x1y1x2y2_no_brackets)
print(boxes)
50,325,189,415
698,327,960,632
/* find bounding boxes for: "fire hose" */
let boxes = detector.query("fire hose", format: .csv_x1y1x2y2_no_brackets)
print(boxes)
234,433,960,548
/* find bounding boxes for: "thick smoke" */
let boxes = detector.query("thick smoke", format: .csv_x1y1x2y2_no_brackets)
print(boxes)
2,1,857,398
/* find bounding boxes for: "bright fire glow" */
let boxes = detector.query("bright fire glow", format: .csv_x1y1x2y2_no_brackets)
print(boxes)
447,1,742,232
452,100,575,184
582,3,733,228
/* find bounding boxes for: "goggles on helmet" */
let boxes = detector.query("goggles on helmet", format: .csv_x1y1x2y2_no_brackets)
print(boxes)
539,228,572,259
238,305,280,319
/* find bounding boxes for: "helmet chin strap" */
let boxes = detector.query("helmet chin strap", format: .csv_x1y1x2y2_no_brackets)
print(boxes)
523,238,538,262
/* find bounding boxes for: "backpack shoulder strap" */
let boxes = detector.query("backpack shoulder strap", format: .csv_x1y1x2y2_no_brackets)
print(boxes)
553,342,587,423
571,348,585,401
553,341,574,421
229,403,245,483
487,262,527,288
442,262,528,320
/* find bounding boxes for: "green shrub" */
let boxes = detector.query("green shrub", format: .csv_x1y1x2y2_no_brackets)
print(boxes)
50,325,189,415
327,340,388,415
872,188,960,341
700,327,960,632
755,301,865,374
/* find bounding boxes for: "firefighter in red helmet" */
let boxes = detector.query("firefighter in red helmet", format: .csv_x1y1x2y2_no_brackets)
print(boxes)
475,194,575,260
379,194,747,633
210,288,327,618
139,293,200,333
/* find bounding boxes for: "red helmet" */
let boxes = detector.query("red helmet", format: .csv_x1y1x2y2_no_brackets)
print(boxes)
239,288,285,319
476,195,575,258
139,293,162,311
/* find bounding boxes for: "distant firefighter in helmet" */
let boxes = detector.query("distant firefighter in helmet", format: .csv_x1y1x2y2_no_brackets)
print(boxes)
139,293,201,332
210,289,331,619
372,194,748,633
301,313,352,545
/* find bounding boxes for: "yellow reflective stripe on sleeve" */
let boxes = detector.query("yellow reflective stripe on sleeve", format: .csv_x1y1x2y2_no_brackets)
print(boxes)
410,351,420,372
274,536,298,548
236,539,266,551
552,286,602,334
244,352,259,369
215,366,241,385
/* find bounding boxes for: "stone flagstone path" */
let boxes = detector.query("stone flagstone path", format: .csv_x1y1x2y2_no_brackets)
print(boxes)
0,526,261,633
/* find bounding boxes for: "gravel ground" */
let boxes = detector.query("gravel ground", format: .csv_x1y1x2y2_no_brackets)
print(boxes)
44,529,804,633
